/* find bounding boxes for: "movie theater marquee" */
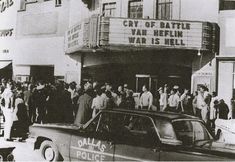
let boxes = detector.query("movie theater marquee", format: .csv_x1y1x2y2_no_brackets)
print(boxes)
107,18,205,50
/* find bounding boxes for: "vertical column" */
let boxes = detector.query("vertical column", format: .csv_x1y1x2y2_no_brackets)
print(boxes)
218,61,233,118
143,0,155,19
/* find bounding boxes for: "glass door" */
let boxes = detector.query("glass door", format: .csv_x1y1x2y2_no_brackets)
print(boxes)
135,75,158,93
136,74,150,93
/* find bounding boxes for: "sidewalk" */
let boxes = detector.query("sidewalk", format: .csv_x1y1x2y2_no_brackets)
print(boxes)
0,137,44,161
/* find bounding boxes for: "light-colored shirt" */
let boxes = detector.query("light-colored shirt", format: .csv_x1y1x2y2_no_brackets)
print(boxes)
180,93,191,105
196,91,208,110
91,96,100,110
100,93,108,109
159,93,167,108
91,95,103,118
1,88,14,109
168,94,180,107
140,91,153,108
111,91,118,106
91,95,107,110
68,88,78,99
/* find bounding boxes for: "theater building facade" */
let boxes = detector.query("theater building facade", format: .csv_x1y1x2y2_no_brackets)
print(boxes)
66,0,219,93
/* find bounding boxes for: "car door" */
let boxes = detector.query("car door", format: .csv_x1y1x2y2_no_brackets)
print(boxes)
70,112,115,161
113,113,160,161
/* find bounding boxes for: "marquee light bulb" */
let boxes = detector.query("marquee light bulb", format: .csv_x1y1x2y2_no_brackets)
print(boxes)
197,50,201,56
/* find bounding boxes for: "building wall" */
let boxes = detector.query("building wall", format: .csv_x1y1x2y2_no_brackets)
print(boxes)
98,0,219,22
217,10,235,112
0,0,19,66
178,0,219,22
16,0,69,38
218,61,233,116
68,0,90,27
219,11,235,56
14,37,66,76
14,0,82,83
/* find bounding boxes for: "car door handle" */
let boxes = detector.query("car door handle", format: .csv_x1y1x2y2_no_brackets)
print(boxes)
152,147,160,152
107,141,114,148
108,141,114,145
152,148,157,152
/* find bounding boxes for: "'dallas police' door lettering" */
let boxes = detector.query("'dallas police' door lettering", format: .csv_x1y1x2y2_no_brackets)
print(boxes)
70,137,114,161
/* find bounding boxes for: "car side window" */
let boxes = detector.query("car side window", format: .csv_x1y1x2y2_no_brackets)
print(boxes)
96,112,125,136
85,112,125,138
172,120,211,145
119,114,159,148
85,112,159,148
192,122,210,141
155,120,177,140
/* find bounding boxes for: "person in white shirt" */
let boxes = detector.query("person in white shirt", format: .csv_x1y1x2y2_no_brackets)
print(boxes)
68,82,79,118
168,89,180,112
158,87,167,111
140,85,153,110
180,88,191,114
196,85,210,123
91,88,103,118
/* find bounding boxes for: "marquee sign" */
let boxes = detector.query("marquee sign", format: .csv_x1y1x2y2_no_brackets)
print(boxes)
64,19,91,53
64,17,218,53
100,17,214,51
65,22,85,53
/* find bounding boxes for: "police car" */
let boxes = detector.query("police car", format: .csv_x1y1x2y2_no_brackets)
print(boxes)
28,109,235,161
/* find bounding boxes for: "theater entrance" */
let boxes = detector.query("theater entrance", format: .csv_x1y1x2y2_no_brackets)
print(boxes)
136,74,158,94
30,65,54,83
136,74,191,95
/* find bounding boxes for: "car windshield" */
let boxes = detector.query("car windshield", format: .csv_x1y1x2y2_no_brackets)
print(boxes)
155,119,212,146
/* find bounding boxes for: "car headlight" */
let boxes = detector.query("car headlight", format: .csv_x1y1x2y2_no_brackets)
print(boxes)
0,155,3,162
7,153,14,162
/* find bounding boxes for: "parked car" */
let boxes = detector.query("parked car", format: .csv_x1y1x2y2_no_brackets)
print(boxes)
28,109,235,161
215,119,235,144
0,147,15,161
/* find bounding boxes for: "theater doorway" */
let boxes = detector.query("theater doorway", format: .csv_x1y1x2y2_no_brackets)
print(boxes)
30,65,54,83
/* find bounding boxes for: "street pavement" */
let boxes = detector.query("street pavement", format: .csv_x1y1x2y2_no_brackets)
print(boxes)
0,137,44,161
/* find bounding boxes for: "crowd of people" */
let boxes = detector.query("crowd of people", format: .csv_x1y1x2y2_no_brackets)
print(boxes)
0,78,230,141
155,84,229,129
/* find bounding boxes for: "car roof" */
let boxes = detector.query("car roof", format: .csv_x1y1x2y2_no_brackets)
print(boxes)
101,109,199,121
